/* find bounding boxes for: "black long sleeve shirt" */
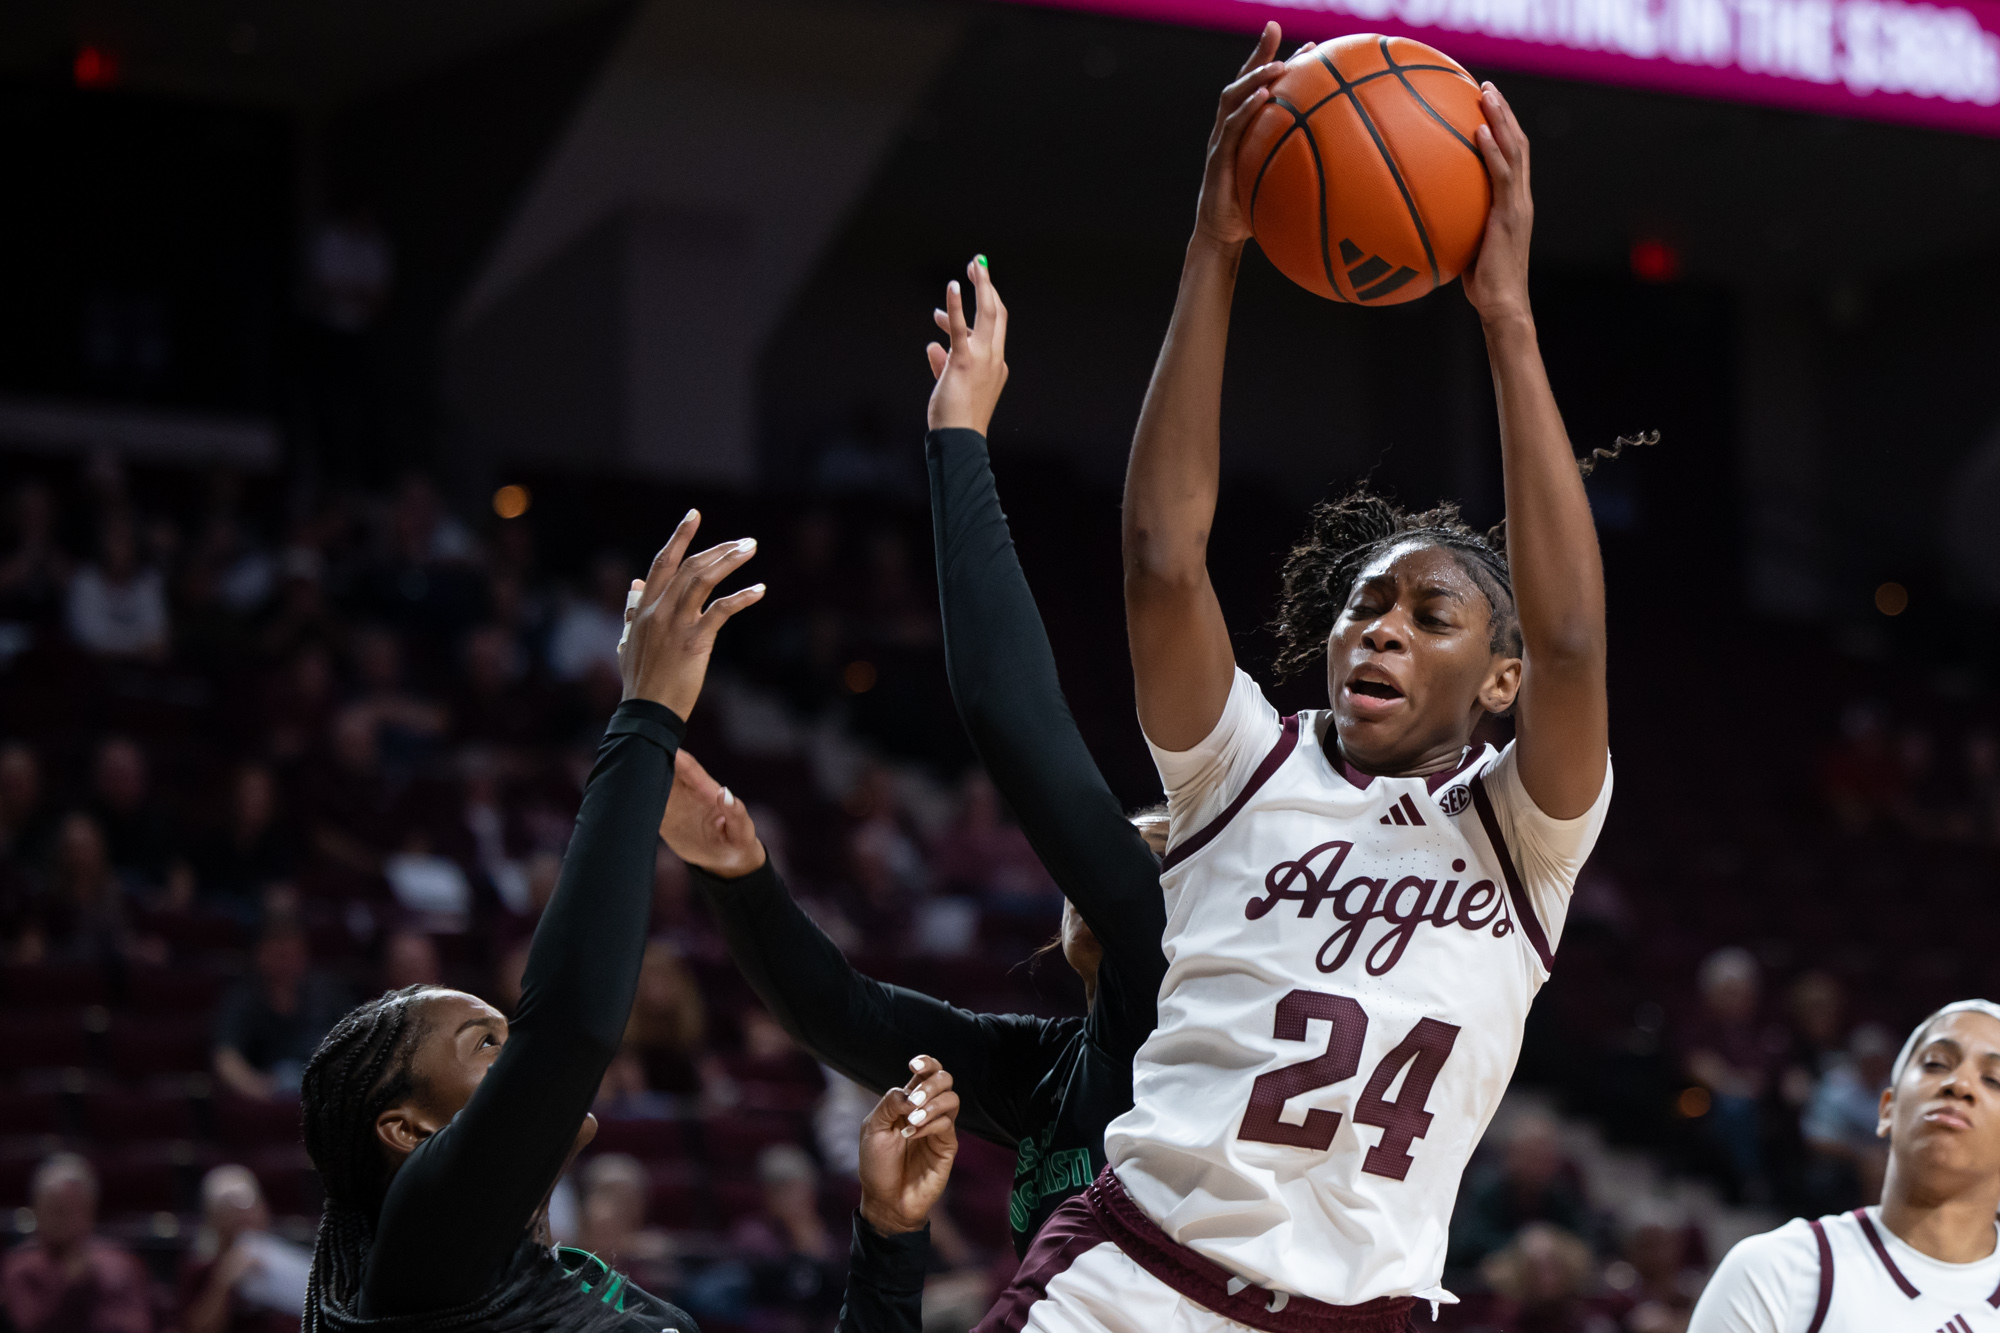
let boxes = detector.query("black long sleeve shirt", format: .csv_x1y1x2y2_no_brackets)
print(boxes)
357,699,697,1332
694,427,1166,1263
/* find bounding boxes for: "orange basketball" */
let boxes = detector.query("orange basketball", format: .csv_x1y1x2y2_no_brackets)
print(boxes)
1236,34,1491,305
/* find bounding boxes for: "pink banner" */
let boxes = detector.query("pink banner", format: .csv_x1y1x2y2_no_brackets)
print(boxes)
1028,0,2000,134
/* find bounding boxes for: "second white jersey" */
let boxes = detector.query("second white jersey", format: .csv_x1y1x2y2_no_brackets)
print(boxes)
1691,1208,2000,1333
1104,669,1611,1307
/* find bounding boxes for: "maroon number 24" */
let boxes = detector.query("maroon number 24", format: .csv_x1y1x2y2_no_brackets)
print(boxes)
1234,988,1462,1182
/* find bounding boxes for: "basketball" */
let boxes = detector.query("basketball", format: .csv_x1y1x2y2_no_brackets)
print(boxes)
1235,34,1492,305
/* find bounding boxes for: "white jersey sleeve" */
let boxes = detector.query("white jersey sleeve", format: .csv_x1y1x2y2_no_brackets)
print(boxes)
1146,668,1286,846
1688,1220,1822,1333
1476,742,1612,956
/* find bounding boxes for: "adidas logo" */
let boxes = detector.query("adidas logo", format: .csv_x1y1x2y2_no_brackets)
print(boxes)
1340,239,1419,302
1936,1315,1975,1333
1379,793,1427,826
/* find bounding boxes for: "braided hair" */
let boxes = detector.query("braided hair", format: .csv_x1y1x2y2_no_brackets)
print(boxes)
300,986,633,1333
1270,433,1656,680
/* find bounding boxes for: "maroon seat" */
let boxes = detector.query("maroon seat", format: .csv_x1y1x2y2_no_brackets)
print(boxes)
214,1096,302,1148
737,1083,823,1116
243,1143,320,1216
126,964,228,1014
711,1178,765,1227
104,1015,212,1081
0,1014,90,1075
645,1160,704,1226
136,912,243,957
1,962,108,1011
0,1089,64,1137
590,1116,689,1159
697,1113,804,1174
94,1144,199,1214
81,1087,198,1142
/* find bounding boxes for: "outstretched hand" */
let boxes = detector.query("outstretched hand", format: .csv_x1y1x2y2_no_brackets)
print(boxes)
926,258,1009,435
858,1055,960,1236
1461,81,1534,325
1194,23,1289,250
660,749,766,877
617,510,764,720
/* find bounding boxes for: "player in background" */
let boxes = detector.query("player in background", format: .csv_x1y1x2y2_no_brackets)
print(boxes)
662,255,1168,1257
1691,1001,2000,1333
979,22,1615,1333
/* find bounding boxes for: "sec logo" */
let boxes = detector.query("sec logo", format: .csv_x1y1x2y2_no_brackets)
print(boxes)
1439,785,1471,816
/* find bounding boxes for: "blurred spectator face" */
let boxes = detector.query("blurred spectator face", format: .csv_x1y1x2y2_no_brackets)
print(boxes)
256,925,310,995
235,764,276,834
1484,1222,1593,1309
201,1164,270,1244
1851,1023,1896,1092
0,742,41,820
383,930,442,990
31,1155,98,1253
757,1144,820,1223
527,852,562,914
1623,1220,1686,1288
957,772,1000,834
94,737,147,812
598,1049,650,1104
56,814,110,903
581,1153,650,1253
629,943,704,1052
1504,1113,1564,1193
741,1008,794,1061
1698,947,1759,1025
332,708,380,775
1788,971,1844,1049
355,627,403,691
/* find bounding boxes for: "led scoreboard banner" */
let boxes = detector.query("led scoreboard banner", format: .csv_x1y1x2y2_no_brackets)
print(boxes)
1028,0,2000,134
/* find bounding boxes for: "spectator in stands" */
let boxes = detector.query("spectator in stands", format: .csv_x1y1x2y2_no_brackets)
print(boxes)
379,927,442,991
0,1153,151,1333
547,552,630,683
1606,1211,1703,1333
1778,970,1846,1107
66,514,168,659
452,624,546,753
193,763,296,913
577,1152,678,1291
1819,701,1899,832
730,1144,843,1331
1477,1222,1607,1333
212,917,347,1100
0,740,53,864
347,625,447,773
260,642,337,764
301,705,398,880
0,480,73,631
1681,947,1777,1198
930,771,1058,919
90,736,180,886
623,940,707,1096
176,1164,310,1333
1449,1110,1592,1271
14,812,159,965
1801,1021,1896,1208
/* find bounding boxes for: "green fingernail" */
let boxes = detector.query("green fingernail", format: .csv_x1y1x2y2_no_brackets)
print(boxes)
974,254,989,268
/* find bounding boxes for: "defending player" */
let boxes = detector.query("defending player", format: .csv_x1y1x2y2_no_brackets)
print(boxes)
1690,1001,2000,1332
979,23,1613,1333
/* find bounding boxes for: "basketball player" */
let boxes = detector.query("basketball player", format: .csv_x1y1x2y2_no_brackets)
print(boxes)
978,22,1613,1333
1689,1001,2000,1332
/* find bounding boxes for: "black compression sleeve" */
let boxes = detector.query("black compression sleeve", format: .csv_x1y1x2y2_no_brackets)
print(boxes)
836,1214,928,1333
690,859,1044,1147
361,699,682,1316
926,428,1167,1050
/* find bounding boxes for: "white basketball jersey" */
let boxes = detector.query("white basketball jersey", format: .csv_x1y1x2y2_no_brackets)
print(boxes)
1691,1209,2000,1333
1104,669,1611,1307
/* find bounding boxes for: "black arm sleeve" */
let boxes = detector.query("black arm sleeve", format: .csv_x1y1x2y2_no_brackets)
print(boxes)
926,428,1167,1049
691,860,1048,1147
361,700,683,1315
835,1214,929,1333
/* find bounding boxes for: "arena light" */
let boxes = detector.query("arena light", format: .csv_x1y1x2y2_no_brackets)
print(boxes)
1629,238,1681,282
1016,0,2000,136
491,484,531,519
1875,580,1909,614
73,46,120,89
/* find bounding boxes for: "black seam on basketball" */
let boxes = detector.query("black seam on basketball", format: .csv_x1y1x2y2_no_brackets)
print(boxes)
1340,70,1440,296
1297,103,1344,301
1357,266,1419,300
1249,98,1308,230
1379,37,1483,163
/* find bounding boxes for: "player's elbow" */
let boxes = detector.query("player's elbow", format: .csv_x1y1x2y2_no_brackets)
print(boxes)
1121,523,1208,595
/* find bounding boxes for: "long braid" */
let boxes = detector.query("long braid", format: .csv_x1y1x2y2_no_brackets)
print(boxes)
299,985,637,1333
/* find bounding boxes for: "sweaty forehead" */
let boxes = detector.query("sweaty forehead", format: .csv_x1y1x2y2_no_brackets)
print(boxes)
1353,540,1482,593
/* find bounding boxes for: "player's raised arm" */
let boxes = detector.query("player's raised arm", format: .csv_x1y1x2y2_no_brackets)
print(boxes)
1122,24,1287,752
1461,82,1607,819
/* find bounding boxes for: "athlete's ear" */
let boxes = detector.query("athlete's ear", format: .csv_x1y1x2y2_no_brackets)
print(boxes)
375,1104,440,1160
1876,1085,1894,1139
1478,655,1522,715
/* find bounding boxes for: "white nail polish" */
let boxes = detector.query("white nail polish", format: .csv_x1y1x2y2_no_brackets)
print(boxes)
900,1126,912,1138
749,583,766,593
908,1108,927,1126
909,1089,926,1107
909,1057,924,1072
737,538,756,553
626,588,643,612
721,788,735,807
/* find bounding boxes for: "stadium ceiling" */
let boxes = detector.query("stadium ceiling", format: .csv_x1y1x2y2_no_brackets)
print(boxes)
0,0,628,108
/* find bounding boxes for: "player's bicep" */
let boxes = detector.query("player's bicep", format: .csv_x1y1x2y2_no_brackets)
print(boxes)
1512,654,1609,820
1149,669,1285,845
1127,564,1236,754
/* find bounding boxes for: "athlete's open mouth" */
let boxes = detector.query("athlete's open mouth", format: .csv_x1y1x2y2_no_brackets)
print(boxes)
1348,679,1404,700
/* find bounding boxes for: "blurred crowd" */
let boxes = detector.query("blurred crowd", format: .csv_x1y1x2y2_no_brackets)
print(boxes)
0,453,1994,1333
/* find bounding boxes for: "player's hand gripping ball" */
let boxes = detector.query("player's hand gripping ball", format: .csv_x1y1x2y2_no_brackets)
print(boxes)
1235,34,1490,305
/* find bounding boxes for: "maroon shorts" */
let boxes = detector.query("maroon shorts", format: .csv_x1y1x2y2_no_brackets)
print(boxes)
974,1167,1416,1333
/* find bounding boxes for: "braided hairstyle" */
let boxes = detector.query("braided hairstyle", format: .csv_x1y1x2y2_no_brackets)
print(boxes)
300,986,631,1333
1270,433,1656,680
